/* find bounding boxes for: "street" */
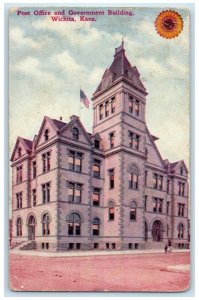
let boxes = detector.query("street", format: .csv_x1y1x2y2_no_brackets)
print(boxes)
9,251,190,292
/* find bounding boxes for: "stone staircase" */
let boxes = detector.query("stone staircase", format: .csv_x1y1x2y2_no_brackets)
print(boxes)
19,240,37,250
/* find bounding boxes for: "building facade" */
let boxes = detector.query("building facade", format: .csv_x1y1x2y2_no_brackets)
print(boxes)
10,43,189,251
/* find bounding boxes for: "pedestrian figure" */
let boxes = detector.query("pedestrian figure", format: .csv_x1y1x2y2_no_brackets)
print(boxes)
168,239,172,253
164,244,168,253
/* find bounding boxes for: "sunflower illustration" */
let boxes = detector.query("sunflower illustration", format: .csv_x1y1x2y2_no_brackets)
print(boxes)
155,10,183,39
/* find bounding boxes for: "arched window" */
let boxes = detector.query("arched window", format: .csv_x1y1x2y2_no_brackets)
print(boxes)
130,201,137,221
178,223,184,239
42,213,50,236
16,218,22,237
92,218,100,236
128,164,139,190
72,127,79,140
17,147,22,158
68,213,81,236
44,129,49,141
108,201,115,221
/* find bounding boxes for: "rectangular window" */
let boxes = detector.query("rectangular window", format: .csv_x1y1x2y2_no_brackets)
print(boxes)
109,169,115,189
153,173,163,190
159,175,163,190
75,185,82,203
129,131,134,148
153,198,163,213
105,100,109,117
178,182,185,196
93,188,100,206
68,182,82,203
99,104,103,120
42,151,51,173
42,183,50,203
178,203,185,217
69,150,75,171
135,100,140,116
128,131,140,150
32,161,37,179
69,243,74,249
153,173,158,189
158,199,163,213
167,179,170,193
130,208,136,220
16,192,22,209
145,171,148,186
76,243,81,249
94,139,100,149
69,151,82,172
16,165,23,184
129,96,133,113
134,134,140,150
93,225,99,236
144,196,148,211
75,155,82,173
111,97,116,113
166,201,170,215
153,198,158,212
69,182,75,202
109,132,115,149
129,173,138,190
109,207,115,220
93,159,101,178
32,189,36,207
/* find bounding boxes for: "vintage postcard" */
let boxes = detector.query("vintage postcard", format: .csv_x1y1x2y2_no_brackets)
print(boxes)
9,6,190,292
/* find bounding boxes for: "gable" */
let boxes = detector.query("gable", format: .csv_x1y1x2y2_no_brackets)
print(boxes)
11,137,31,161
34,117,58,148
60,118,91,145
171,160,188,176
145,129,165,168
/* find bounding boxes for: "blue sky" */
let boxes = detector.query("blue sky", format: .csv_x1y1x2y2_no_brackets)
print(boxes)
9,6,190,167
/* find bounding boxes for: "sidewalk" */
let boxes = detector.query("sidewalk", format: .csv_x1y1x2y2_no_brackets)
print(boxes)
10,247,190,257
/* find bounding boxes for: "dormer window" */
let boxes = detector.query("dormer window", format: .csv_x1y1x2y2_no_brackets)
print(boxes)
44,129,49,141
17,147,22,158
94,139,100,149
180,166,183,175
72,127,79,140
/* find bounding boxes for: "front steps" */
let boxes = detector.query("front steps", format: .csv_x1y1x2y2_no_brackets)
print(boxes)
20,240,37,250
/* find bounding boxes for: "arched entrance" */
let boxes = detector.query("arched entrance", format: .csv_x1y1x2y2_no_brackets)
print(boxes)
144,222,148,242
152,220,163,242
28,215,36,240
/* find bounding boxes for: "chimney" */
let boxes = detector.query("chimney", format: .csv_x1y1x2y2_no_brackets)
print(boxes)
60,117,62,121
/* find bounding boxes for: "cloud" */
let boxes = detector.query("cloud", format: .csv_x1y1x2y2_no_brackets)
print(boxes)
9,26,42,49
13,55,57,83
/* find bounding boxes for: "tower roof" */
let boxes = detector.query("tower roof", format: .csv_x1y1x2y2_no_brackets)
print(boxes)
93,41,147,96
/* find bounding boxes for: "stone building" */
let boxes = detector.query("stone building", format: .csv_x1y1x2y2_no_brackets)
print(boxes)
10,42,189,251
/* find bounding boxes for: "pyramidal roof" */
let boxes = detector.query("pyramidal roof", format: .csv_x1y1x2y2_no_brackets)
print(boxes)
94,41,147,95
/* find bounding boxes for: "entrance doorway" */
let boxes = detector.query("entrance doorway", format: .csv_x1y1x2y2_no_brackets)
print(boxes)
28,215,36,240
152,220,163,242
